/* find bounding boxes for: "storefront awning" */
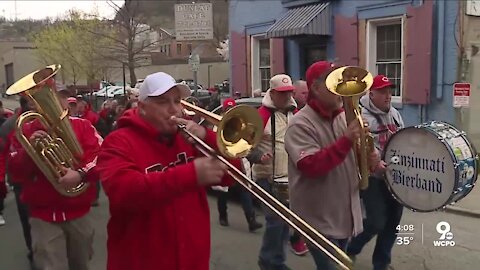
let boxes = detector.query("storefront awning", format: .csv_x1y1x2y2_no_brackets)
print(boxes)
266,2,331,38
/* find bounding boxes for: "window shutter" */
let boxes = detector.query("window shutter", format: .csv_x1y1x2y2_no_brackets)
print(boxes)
334,15,359,66
270,38,285,75
230,31,247,96
404,1,434,104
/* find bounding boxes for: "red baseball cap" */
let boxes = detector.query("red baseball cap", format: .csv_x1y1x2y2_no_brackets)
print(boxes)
223,98,236,109
67,97,77,104
371,75,394,90
306,61,335,89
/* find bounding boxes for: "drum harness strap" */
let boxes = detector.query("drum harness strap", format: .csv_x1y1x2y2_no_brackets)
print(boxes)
268,108,277,183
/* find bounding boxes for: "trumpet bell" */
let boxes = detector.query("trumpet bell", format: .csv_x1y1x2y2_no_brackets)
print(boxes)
6,64,61,95
217,105,263,159
325,66,373,96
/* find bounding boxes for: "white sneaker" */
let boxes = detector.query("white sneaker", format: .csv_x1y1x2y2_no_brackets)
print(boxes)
0,215,5,226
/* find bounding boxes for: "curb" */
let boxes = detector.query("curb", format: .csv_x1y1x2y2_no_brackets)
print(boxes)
444,205,480,218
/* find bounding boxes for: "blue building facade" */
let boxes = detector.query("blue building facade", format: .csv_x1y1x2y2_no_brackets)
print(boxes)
229,0,460,127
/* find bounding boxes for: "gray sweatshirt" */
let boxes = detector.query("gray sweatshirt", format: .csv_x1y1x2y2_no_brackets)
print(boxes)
359,95,405,154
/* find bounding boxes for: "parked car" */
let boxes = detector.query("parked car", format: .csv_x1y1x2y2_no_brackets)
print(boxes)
199,97,262,126
93,86,124,97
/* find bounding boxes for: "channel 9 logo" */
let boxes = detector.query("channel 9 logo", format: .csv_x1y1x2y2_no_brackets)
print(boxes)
433,221,455,247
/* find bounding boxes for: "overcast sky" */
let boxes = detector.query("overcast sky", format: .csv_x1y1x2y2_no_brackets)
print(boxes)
1,1,125,20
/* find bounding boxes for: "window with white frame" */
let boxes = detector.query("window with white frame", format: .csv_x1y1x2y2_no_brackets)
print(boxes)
251,36,271,93
367,17,404,101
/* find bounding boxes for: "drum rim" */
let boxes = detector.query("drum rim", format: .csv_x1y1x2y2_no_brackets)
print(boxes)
382,121,477,212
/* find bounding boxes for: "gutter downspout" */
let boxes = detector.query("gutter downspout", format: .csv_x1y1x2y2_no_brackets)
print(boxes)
436,0,445,99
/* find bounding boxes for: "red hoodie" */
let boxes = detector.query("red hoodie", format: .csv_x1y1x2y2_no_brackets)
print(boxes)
80,106,100,126
8,117,103,222
97,108,236,270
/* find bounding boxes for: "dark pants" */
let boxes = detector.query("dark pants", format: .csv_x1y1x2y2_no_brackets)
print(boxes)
0,180,6,214
96,180,101,200
217,184,255,220
308,238,349,270
347,176,403,270
12,184,32,253
257,178,289,268
289,230,301,244
0,195,4,214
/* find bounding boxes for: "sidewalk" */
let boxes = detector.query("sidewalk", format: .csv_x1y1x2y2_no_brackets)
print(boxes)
445,183,480,218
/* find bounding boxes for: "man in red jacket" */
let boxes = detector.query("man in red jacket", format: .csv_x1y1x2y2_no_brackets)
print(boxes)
8,81,103,270
97,71,234,270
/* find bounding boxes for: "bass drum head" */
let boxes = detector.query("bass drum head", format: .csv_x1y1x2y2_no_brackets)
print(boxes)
383,126,456,212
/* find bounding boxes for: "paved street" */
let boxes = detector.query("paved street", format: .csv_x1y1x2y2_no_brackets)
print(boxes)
1,95,480,269
0,188,479,270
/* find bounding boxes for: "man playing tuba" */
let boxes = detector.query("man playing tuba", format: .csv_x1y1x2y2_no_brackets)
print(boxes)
8,77,103,270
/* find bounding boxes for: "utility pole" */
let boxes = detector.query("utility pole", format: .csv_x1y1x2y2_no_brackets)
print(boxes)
122,62,127,97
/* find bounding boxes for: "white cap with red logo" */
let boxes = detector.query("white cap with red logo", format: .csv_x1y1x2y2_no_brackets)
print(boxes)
269,74,295,92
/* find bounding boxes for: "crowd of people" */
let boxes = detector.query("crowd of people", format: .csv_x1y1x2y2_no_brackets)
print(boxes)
0,61,405,270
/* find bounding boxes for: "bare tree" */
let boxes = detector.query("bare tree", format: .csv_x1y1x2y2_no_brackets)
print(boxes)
84,0,161,85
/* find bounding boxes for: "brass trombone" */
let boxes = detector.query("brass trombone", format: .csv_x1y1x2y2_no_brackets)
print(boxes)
180,100,353,270
325,66,375,190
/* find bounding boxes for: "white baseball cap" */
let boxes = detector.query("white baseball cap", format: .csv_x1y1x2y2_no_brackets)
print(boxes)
269,74,295,92
139,72,191,101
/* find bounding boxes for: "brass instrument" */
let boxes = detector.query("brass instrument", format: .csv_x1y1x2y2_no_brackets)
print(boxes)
183,96,200,116
6,64,88,197
180,100,353,270
325,66,375,190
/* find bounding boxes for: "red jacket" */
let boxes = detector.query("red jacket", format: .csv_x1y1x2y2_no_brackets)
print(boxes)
8,117,103,222
97,109,236,270
80,107,100,126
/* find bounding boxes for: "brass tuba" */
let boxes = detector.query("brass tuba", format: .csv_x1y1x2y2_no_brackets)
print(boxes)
326,66,375,190
6,64,88,197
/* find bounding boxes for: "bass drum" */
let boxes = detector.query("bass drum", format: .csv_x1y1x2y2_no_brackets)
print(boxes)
383,121,478,212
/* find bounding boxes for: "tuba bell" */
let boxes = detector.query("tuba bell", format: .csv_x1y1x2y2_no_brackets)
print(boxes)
325,66,375,190
6,64,89,197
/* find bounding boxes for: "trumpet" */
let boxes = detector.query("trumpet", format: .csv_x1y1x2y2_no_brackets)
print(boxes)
326,66,375,190
180,100,354,270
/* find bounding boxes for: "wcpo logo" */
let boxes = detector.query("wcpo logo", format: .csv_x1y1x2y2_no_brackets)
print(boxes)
433,221,455,247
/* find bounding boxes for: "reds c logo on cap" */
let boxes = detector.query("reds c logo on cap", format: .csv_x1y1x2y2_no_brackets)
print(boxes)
282,78,289,83
382,76,389,82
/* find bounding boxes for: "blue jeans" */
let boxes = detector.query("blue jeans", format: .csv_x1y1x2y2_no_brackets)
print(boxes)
257,179,290,268
308,238,349,270
347,176,404,270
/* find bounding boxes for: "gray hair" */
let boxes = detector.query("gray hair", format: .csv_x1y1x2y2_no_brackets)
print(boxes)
293,80,306,87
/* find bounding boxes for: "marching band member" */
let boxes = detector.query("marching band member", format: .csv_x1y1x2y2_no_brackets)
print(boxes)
96,72,237,270
293,80,308,109
213,98,263,232
251,74,302,270
0,97,33,262
8,82,103,270
347,75,405,270
284,61,383,270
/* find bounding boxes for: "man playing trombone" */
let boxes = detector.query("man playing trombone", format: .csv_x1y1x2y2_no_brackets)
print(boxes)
285,61,384,270
96,72,237,270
